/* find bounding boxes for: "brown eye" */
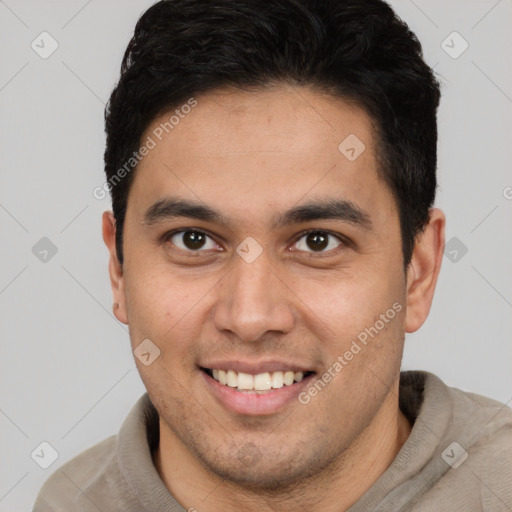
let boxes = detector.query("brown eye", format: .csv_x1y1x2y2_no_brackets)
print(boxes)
294,231,343,253
168,230,217,252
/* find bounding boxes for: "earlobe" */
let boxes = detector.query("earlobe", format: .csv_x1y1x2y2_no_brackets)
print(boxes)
102,211,129,325
405,208,445,333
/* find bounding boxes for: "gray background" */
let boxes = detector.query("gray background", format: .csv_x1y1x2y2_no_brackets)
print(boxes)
0,0,511,510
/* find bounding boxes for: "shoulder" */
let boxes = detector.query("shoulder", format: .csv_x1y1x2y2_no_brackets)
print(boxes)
421,372,512,457
427,375,512,509
448,383,512,477
32,393,157,511
32,435,124,511
445,381,512,443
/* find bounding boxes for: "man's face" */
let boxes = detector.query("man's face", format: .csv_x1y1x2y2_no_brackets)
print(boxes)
115,85,409,487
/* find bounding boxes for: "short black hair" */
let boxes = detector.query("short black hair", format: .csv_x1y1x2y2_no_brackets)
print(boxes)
104,0,441,267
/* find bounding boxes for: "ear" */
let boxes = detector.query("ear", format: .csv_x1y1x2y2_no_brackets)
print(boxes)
405,208,445,333
102,211,128,325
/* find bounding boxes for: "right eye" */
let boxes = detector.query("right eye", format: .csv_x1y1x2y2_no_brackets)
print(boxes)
164,229,220,253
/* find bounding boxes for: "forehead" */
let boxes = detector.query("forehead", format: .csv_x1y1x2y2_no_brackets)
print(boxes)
149,85,376,158
128,84,395,230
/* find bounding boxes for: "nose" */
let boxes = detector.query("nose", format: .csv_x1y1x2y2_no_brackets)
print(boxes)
212,253,295,343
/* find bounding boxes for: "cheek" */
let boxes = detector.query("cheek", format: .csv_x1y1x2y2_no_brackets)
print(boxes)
124,266,211,394
123,261,211,351
291,266,403,340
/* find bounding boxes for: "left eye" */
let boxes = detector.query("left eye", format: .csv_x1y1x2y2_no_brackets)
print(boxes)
293,231,343,253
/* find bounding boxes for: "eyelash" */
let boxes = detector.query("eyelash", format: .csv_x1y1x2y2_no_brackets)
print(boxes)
162,228,350,257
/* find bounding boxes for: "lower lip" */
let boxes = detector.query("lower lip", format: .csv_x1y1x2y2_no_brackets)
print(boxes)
201,370,314,416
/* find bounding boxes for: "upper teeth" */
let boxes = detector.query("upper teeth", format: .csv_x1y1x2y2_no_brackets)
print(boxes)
211,369,304,390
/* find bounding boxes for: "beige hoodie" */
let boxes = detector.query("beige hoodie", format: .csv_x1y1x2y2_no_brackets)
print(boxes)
33,371,512,511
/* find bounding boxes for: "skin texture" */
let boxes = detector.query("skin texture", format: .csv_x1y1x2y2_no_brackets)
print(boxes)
102,84,445,512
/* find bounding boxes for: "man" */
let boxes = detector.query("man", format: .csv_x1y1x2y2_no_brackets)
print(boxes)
34,0,512,510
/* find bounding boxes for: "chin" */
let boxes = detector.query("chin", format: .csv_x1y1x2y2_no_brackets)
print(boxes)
193,438,338,491
207,460,311,490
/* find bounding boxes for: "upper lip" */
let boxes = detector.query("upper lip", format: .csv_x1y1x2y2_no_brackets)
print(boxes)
200,360,316,374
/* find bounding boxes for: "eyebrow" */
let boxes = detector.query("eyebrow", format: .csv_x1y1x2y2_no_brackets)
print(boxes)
143,196,372,230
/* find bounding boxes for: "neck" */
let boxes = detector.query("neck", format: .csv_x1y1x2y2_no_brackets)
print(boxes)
154,386,411,512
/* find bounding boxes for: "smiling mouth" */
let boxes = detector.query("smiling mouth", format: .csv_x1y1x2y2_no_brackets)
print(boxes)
201,368,315,393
